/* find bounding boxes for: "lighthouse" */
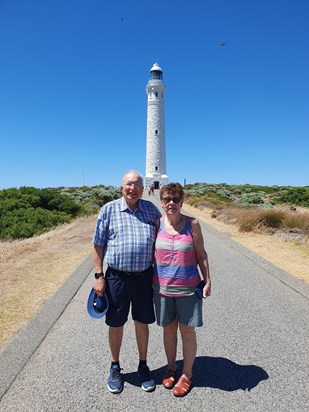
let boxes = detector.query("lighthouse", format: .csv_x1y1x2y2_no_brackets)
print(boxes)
145,63,168,189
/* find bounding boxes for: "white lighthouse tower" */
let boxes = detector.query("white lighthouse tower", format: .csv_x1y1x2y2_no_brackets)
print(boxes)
145,63,168,189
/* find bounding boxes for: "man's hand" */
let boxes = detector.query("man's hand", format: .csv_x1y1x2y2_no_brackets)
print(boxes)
94,277,106,297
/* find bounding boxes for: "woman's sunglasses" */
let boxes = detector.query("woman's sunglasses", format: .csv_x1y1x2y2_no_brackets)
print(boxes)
161,196,182,205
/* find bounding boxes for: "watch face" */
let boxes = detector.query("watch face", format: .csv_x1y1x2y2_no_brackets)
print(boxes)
95,272,103,279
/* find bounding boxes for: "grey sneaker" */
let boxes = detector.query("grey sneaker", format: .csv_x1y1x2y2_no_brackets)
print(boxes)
107,365,123,394
138,365,156,392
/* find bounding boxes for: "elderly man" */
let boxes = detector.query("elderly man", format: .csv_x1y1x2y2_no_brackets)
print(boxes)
92,170,161,394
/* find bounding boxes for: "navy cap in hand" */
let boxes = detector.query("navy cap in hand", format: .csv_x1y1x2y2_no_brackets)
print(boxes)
87,288,109,319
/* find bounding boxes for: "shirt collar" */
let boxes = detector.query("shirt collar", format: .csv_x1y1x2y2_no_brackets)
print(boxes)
120,196,144,212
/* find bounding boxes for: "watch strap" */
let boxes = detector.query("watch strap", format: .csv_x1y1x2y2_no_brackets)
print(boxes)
94,272,104,279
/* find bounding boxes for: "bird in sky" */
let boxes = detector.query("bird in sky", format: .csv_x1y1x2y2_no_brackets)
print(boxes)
219,43,226,46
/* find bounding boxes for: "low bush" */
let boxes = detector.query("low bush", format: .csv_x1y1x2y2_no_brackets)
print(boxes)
232,192,272,208
60,185,121,208
184,183,308,207
185,192,231,208
274,187,309,207
0,185,121,240
0,208,71,239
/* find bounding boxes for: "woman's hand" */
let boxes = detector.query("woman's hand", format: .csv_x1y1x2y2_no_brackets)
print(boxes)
203,278,211,298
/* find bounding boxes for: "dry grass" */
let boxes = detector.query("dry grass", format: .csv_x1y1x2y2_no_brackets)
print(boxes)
210,204,309,240
0,215,97,349
182,204,309,284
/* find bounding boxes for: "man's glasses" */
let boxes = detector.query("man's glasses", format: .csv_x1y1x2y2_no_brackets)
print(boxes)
162,196,182,205
124,183,143,189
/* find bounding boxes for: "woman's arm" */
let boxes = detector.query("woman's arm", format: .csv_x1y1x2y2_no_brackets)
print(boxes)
191,218,211,298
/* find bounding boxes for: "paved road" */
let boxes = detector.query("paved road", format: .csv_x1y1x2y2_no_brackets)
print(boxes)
1,194,308,411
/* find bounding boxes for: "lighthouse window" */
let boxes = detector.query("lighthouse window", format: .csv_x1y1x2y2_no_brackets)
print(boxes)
155,92,158,98
155,166,158,171
155,130,158,135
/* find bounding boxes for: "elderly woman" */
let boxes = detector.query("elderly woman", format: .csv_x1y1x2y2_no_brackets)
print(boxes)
153,183,211,397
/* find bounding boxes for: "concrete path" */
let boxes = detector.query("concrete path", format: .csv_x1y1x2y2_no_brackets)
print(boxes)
1,193,308,411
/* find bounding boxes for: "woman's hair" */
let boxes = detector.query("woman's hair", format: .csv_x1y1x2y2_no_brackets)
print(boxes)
160,182,184,199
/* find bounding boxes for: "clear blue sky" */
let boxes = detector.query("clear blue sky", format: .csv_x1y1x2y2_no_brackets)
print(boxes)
1,0,308,189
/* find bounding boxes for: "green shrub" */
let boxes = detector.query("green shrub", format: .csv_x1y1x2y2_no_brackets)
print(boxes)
232,192,272,208
0,187,81,239
0,208,71,239
60,185,121,207
184,183,309,208
0,185,122,239
274,187,309,207
186,192,231,208
47,197,81,216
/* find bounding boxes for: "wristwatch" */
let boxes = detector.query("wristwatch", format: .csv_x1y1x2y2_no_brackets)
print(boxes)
94,272,104,279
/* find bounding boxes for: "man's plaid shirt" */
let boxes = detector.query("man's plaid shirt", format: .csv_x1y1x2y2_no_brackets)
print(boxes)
92,197,161,272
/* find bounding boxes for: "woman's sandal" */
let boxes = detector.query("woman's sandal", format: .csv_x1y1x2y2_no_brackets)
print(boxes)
172,376,193,397
162,368,177,389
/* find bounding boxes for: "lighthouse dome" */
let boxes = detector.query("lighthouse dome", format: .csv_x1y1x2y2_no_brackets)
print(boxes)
150,63,162,72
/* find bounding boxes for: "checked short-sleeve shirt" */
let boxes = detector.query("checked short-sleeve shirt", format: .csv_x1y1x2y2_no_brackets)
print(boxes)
92,197,161,272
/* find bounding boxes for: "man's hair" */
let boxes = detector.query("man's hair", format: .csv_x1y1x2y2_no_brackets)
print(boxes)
121,170,144,187
160,182,184,199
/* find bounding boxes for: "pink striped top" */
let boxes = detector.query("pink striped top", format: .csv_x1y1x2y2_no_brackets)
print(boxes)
153,217,201,297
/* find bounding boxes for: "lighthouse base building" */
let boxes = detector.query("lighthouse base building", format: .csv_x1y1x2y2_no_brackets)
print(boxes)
145,63,168,190
144,172,169,190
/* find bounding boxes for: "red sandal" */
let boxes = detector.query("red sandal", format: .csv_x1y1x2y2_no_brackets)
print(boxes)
172,376,192,397
162,368,177,389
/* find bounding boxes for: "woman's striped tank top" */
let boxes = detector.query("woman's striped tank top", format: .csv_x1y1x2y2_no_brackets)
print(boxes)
153,216,201,297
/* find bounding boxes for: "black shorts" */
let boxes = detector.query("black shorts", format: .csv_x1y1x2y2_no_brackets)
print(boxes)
104,266,156,327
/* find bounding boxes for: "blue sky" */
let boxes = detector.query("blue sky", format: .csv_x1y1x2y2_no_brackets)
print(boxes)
0,0,308,189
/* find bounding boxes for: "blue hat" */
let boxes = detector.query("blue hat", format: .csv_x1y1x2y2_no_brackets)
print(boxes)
87,288,109,319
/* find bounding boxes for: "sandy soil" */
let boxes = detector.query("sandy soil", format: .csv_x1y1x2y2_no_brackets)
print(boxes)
1,206,308,349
